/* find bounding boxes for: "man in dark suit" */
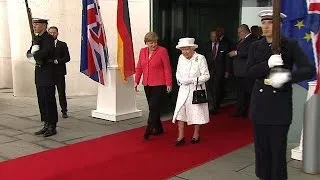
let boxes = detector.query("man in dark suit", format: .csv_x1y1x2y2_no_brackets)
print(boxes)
204,30,231,113
251,25,263,40
229,24,257,117
216,27,233,51
247,9,315,180
27,18,58,137
48,26,70,118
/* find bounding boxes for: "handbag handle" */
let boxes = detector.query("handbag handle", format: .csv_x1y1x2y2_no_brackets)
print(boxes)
195,77,203,90
196,78,198,90
195,56,203,90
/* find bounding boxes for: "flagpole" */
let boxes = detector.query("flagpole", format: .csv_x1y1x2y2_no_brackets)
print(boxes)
302,80,320,174
272,0,281,55
268,0,288,78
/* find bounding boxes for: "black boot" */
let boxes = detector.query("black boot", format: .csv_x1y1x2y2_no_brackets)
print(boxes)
43,125,57,137
34,122,48,135
62,112,68,118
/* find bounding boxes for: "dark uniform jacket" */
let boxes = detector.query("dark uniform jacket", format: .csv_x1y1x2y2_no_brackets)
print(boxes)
27,31,55,86
233,34,257,77
247,37,316,125
54,40,70,75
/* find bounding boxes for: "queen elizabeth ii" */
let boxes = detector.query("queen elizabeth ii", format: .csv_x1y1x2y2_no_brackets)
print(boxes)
172,37,210,146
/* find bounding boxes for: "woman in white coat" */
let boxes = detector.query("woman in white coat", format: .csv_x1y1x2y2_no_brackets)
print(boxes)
172,38,210,146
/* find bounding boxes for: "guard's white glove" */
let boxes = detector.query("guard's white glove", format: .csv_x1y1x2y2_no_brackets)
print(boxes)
54,59,59,64
179,78,193,85
31,45,40,54
269,71,291,88
268,54,283,68
26,53,36,65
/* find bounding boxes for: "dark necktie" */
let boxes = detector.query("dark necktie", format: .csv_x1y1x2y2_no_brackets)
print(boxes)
212,43,217,59
236,38,245,49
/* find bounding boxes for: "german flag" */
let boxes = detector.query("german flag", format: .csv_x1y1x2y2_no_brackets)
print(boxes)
117,0,135,81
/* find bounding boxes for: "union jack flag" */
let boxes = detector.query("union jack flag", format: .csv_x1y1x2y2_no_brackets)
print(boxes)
80,0,108,85
309,0,320,14
308,0,320,93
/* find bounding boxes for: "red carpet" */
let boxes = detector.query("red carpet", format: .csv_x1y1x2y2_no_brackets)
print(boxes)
0,105,252,180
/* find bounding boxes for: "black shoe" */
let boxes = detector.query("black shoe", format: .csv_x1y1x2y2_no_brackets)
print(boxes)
144,125,152,140
144,132,151,140
191,137,200,144
43,128,57,137
34,127,48,135
231,112,242,117
241,114,248,118
153,122,163,135
209,110,218,115
232,113,247,118
175,138,185,146
153,128,164,136
62,112,68,118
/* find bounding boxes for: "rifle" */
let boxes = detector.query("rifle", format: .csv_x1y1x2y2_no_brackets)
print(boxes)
25,0,35,40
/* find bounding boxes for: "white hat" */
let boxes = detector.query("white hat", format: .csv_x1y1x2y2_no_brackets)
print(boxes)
32,18,49,24
176,38,198,49
258,9,287,21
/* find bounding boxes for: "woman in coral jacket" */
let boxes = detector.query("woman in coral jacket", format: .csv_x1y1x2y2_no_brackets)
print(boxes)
135,32,172,140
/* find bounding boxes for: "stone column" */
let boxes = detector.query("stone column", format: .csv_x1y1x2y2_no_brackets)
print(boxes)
6,0,98,96
0,0,13,88
7,0,45,96
6,0,149,103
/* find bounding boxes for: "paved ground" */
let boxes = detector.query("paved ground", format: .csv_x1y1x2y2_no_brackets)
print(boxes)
0,88,319,180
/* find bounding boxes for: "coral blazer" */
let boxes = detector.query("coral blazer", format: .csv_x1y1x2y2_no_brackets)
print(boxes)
135,46,172,86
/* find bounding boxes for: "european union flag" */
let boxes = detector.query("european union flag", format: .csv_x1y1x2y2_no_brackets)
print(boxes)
281,0,318,89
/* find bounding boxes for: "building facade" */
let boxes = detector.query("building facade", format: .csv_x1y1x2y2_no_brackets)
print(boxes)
0,0,305,142
0,0,273,95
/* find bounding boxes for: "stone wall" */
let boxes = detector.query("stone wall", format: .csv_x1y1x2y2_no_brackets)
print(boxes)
4,0,149,96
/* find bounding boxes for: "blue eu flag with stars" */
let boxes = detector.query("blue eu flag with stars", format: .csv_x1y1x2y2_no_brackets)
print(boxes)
281,0,318,89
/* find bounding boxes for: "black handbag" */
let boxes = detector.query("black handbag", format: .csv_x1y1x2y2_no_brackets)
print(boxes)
192,78,208,104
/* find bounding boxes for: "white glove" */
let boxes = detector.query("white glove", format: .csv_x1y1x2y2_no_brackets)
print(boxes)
54,59,59,64
31,45,40,54
269,71,291,88
268,54,283,68
26,54,36,65
179,78,193,85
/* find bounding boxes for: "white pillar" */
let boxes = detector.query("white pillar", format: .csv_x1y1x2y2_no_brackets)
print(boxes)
291,80,317,161
91,66,142,121
91,0,149,121
0,0,12,88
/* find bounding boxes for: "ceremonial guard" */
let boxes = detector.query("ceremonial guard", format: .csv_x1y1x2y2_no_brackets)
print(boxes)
247,9,316,180
27,18,58,137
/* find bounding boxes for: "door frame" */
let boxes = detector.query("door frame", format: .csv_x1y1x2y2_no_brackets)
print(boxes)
150,0,243,42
